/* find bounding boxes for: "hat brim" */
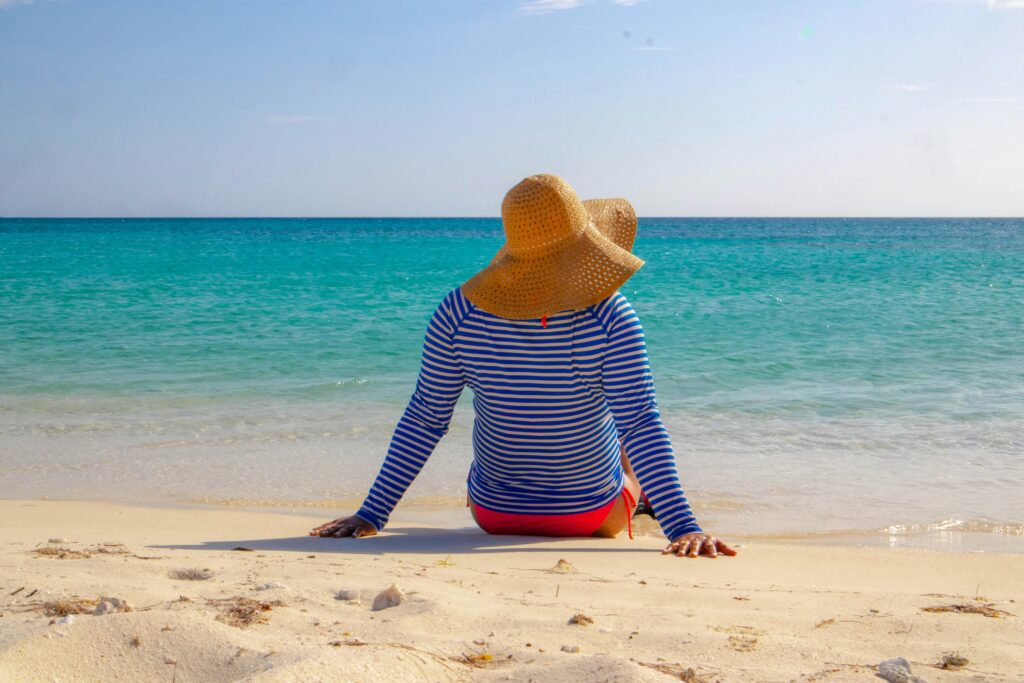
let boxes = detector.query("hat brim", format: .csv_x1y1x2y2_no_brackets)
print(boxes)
460,197,643,320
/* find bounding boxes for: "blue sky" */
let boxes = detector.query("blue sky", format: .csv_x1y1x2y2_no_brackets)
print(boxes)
1,0,1021,217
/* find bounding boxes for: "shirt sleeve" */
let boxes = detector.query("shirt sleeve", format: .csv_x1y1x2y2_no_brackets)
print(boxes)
355,290,467,530
599,293,703,540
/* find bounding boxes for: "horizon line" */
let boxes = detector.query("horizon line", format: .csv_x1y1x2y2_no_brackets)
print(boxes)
3,215,1023,220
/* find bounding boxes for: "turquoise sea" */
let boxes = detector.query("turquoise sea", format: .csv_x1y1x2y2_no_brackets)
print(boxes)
2,218,1022,551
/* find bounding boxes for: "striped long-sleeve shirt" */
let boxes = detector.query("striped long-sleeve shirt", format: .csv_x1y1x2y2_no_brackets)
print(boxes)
355,286,703,541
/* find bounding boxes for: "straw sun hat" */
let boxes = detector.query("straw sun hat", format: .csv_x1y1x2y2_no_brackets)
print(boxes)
460,174,644,320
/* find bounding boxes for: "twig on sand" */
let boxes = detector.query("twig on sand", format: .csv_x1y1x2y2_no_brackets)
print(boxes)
922,603,1012,618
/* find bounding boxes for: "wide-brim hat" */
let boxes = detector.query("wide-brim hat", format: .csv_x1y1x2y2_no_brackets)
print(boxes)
460,174,644,320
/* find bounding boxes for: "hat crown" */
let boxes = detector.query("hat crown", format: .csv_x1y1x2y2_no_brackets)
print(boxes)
501,174,588,258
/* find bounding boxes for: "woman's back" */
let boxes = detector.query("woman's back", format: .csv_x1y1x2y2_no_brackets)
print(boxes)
355,287,702,542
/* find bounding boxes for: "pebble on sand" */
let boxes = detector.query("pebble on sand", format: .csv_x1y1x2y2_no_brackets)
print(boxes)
371,584,405,611
255,582,288,591
334,589,361,601
93,596,133,616
876,657,927,683
48,537,68,544
550,559,578,574
560,644,581,653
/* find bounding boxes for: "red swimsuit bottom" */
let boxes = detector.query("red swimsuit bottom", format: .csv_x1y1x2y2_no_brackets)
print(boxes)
470,488,637,538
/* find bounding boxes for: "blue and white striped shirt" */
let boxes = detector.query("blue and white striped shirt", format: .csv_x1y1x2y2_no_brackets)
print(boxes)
355,286,702,541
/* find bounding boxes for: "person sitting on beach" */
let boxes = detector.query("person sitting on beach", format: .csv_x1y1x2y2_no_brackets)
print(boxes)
311,174,736,558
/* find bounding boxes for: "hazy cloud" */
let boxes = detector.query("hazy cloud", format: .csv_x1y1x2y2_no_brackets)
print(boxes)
0,0,36,8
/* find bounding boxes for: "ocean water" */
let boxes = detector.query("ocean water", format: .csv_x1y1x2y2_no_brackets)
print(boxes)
2,218,1022,551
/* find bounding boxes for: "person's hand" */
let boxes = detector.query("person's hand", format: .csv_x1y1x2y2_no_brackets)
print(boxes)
309,515,377,538
662,531,737,558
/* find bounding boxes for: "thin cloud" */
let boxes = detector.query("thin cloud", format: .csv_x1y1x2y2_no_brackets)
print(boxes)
925,0,1024,7
520,0,585,14
520,0,647,14
959,96,1018,103
0,0,36,8
891,83,933,93
265,115,331,125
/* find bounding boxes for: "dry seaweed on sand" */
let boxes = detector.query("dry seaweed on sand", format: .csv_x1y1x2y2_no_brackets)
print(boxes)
459,652,494,667
31,546,92,560
168,567,214,581
91,542,132,555
568,613,593,626
636,661,718,681
922,602,1012,618
38,597,98,617
31,542,161,561
207,596,284,628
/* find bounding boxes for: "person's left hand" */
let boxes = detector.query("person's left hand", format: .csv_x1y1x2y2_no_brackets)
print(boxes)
662,531,737,558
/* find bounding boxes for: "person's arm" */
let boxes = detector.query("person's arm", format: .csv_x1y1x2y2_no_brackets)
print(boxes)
598,294,703,541
311,290,466,538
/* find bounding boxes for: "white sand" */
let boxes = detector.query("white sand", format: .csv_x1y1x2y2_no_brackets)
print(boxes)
1,500,1021,682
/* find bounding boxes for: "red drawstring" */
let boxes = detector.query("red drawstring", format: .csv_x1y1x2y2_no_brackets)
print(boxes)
540,315,547,328
621,488,637,540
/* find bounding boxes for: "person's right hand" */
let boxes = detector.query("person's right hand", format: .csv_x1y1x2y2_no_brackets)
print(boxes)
309,515,377,538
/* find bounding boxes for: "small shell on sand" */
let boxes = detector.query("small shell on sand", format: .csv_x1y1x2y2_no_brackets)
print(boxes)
371,584,405,611
550,559,578,574
255,582,288,591
48,537,68,544
93,596,133,616
560,644,581,653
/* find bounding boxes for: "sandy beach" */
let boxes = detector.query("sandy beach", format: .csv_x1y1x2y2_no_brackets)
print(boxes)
0,501,1020,682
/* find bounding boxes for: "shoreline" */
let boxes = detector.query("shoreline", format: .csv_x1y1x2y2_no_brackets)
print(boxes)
1,500,1022,681
7,496,1023,555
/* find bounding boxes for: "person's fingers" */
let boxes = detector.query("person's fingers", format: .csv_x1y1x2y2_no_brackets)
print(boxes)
716,539,739,556
329,524,355,538
676,540,691,557
662,542,675,555
705,538,718,558
688,539,700,557
311,519,344,534
321,522,348,536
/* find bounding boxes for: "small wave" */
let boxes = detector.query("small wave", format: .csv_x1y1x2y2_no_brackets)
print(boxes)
882,518,1024,537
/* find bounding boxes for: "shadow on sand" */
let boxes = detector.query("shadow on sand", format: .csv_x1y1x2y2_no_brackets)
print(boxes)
154,526,653,556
